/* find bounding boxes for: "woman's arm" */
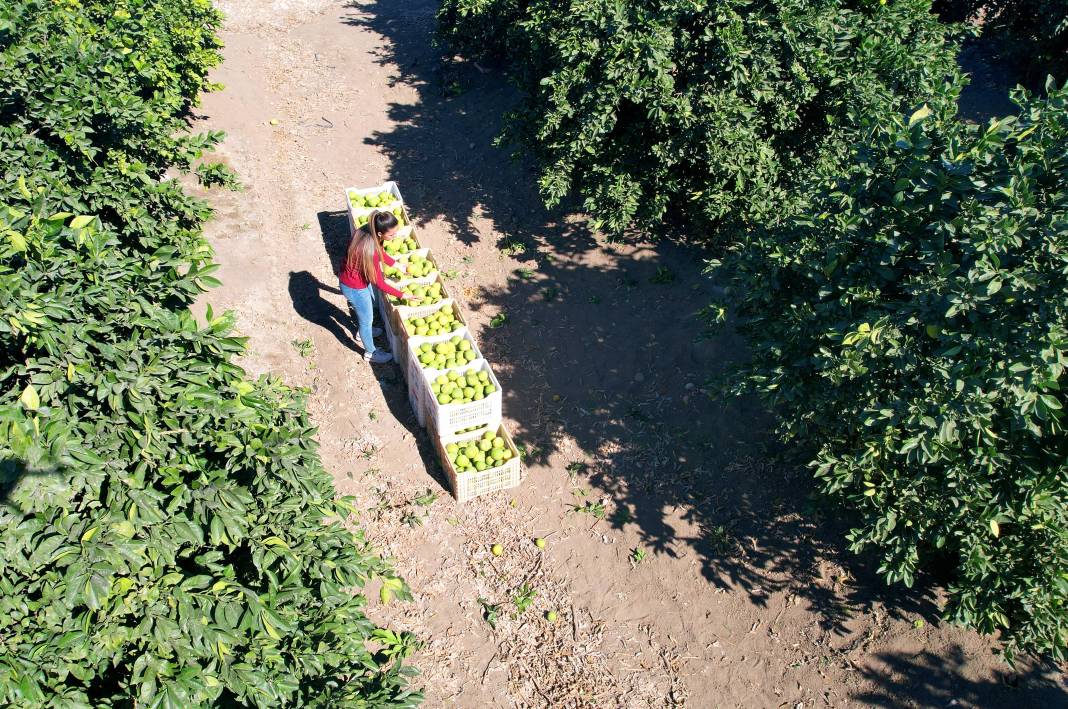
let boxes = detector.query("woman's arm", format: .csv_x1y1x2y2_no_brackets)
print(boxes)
372,251,405,299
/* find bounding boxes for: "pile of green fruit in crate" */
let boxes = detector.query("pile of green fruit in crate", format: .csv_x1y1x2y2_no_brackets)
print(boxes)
349,190,398,208
453,424,484,434
446,430,514,473
404,304,463,336
384,251,433,279
400,253,435,279
383,235,419,256
430,368,497,404
415,337,478,370
390,281,444,305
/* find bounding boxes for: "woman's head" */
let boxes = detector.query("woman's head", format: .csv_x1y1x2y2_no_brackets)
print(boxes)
367,210,400,242
345,210,400,283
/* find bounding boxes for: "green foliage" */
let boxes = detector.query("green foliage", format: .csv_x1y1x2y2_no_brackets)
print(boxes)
0,1,421,705
933,1,1068,83
714,81,1068,661
438,0,962,237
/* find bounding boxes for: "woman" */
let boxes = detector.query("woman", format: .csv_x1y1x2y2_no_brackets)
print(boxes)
339,210,419,363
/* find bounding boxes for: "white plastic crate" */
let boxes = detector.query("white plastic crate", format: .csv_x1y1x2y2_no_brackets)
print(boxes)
388,270,438,292
432,422,521,502
385,272,451,322
379,225,422,255
406,318,480,376
398,299,468,339
390,299,465,374
417,359,503,437
345,182,404,233
385,251,439,289
382,299,399,356
405,328,483,385
391,247,430,262
409,376,425,427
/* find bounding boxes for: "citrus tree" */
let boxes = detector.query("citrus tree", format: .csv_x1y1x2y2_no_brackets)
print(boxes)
0,1,422,705
713,81,1068,661
438,0,961,237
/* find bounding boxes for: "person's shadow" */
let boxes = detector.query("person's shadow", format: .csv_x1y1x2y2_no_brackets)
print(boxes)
287,270,362,354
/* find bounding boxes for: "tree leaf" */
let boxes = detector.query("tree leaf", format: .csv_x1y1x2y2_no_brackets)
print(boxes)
20,384,40,411
908,104,932,128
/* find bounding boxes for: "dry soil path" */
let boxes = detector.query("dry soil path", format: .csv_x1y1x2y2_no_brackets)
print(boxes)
194,1,1065,706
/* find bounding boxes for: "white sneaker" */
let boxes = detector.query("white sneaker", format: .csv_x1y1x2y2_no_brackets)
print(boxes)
364,350,393,364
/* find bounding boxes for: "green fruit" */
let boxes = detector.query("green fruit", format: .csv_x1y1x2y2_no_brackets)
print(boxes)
535,537,546,549
491,544,504,557
545,611,557,622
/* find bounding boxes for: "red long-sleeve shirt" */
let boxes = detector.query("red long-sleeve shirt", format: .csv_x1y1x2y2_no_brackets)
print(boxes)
339,249,403,298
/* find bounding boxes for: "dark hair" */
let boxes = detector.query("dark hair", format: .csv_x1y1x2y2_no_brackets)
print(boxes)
345,210,400,282
367,210,399,241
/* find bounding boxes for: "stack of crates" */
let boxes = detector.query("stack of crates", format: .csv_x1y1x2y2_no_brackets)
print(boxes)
344,182,522,502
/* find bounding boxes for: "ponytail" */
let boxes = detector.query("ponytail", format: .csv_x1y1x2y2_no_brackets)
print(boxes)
368,209,399,241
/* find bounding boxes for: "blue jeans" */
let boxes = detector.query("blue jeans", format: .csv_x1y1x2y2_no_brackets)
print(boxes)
339,282,379,355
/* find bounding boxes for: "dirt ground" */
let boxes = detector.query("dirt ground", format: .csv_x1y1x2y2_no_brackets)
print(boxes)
194,1,1066,706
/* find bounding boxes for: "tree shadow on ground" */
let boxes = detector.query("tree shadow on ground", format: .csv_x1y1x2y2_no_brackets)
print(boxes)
853,644,1066,709
340,0,1066,702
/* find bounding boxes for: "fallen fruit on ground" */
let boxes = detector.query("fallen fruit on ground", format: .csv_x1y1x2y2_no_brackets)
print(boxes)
534,537,546,549
545,611,558,622
491,544,504,556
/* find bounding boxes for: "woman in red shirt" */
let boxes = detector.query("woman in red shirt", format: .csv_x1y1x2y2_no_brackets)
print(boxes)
339,210,419,363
